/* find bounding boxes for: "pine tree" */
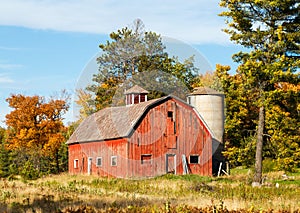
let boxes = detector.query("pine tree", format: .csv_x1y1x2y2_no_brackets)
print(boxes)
87,19,199,112
0,127,10,178
220,0,300,182
0,142,10,178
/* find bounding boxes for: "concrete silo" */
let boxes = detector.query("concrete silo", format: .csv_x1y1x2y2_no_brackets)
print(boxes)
187,87,226,175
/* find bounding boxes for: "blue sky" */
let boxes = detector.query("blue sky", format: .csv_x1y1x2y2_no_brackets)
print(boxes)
0,0,242,126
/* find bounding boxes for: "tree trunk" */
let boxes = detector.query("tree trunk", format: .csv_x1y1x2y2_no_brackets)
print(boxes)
253,105,264,184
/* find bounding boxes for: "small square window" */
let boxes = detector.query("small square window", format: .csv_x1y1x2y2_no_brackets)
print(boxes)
74,159,79,169
141,154,152,164
168,111,173,118
96,157,102,167
111,156,117,166
189,155,199,164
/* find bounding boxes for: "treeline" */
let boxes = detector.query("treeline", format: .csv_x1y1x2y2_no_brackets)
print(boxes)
0,94,74,179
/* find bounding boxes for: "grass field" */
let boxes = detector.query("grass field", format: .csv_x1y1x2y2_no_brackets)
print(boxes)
0,168,300,212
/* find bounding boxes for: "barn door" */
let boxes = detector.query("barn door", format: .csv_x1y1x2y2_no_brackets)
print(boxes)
166,154,176,174
88,157,92,175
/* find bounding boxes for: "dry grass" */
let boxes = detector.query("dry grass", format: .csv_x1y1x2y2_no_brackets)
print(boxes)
0,171,299,212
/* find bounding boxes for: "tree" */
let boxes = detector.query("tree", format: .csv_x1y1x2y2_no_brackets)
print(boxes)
192,70,224,91
5,94,69,175
0,127,5,142
87,19,199,112
75,89,96,121
266,82,300,171
220,0,299,183
0,127,10,178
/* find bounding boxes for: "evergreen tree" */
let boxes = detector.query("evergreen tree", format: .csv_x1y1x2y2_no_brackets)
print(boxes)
87,19,199,112
220,0,300,182
0,135,10,178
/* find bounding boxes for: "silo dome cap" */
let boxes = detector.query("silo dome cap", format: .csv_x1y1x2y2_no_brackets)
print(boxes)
190,87,223,95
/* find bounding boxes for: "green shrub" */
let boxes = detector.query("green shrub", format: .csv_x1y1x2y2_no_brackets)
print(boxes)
21,160,39,180
262,158,277,173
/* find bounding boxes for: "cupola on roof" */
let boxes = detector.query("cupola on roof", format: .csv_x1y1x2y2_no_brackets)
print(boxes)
125,85,149,106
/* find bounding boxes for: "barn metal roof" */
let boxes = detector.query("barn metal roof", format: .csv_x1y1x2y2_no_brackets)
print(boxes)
67,98,160,144
67,95,214,144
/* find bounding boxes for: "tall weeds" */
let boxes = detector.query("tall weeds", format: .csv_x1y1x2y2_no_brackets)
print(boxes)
0,170,299,212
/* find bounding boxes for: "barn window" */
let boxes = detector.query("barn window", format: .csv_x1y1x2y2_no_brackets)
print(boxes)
74,159,79,169
141,154,152,164
111,156,117,166
189,155,199,164
96,157,102,167
168,111,173,119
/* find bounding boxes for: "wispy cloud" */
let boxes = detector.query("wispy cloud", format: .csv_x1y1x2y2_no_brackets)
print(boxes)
0,63,23,70
0,0,228,44
0,73,14,83
0,46,21,51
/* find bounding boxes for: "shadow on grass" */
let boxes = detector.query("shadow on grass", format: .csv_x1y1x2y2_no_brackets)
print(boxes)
0,194,156,213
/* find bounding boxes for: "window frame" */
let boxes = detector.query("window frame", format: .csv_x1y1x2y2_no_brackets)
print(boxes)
96,157,102,167
141,154,152,165
189,155,200,164
111,156,117,166
74,159,79,169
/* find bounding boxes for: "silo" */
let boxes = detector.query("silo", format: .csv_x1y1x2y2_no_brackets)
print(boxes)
187,87,225,175
187,87,224,142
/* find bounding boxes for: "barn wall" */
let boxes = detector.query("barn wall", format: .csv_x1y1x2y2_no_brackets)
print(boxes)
68,138,128,177
127,98,212,178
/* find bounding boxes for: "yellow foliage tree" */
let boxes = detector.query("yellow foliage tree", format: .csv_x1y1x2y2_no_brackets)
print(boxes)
5,94,69,174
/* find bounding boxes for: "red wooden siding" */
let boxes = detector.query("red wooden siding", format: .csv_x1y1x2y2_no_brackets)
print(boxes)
68,97,212,178
68,138,128,177
127,98,212,178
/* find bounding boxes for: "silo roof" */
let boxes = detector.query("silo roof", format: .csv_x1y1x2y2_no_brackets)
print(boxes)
190,87,223,95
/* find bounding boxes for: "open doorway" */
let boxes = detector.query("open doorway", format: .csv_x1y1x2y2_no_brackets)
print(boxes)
166,154,176,174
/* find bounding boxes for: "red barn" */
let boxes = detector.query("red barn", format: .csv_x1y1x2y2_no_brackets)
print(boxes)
67,86,214,178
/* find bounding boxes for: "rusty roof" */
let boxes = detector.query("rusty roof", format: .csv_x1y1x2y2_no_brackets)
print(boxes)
67,98,161,144
67,95,215,144
124,85,149,94
189,87,223,95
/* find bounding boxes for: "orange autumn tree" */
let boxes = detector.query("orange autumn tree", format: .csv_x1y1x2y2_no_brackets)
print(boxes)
5,94,69,176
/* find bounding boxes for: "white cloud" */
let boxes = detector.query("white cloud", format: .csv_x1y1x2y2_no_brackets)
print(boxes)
0,46,21,51
0,73,14,83
0,0,228,44
0,63,23,70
